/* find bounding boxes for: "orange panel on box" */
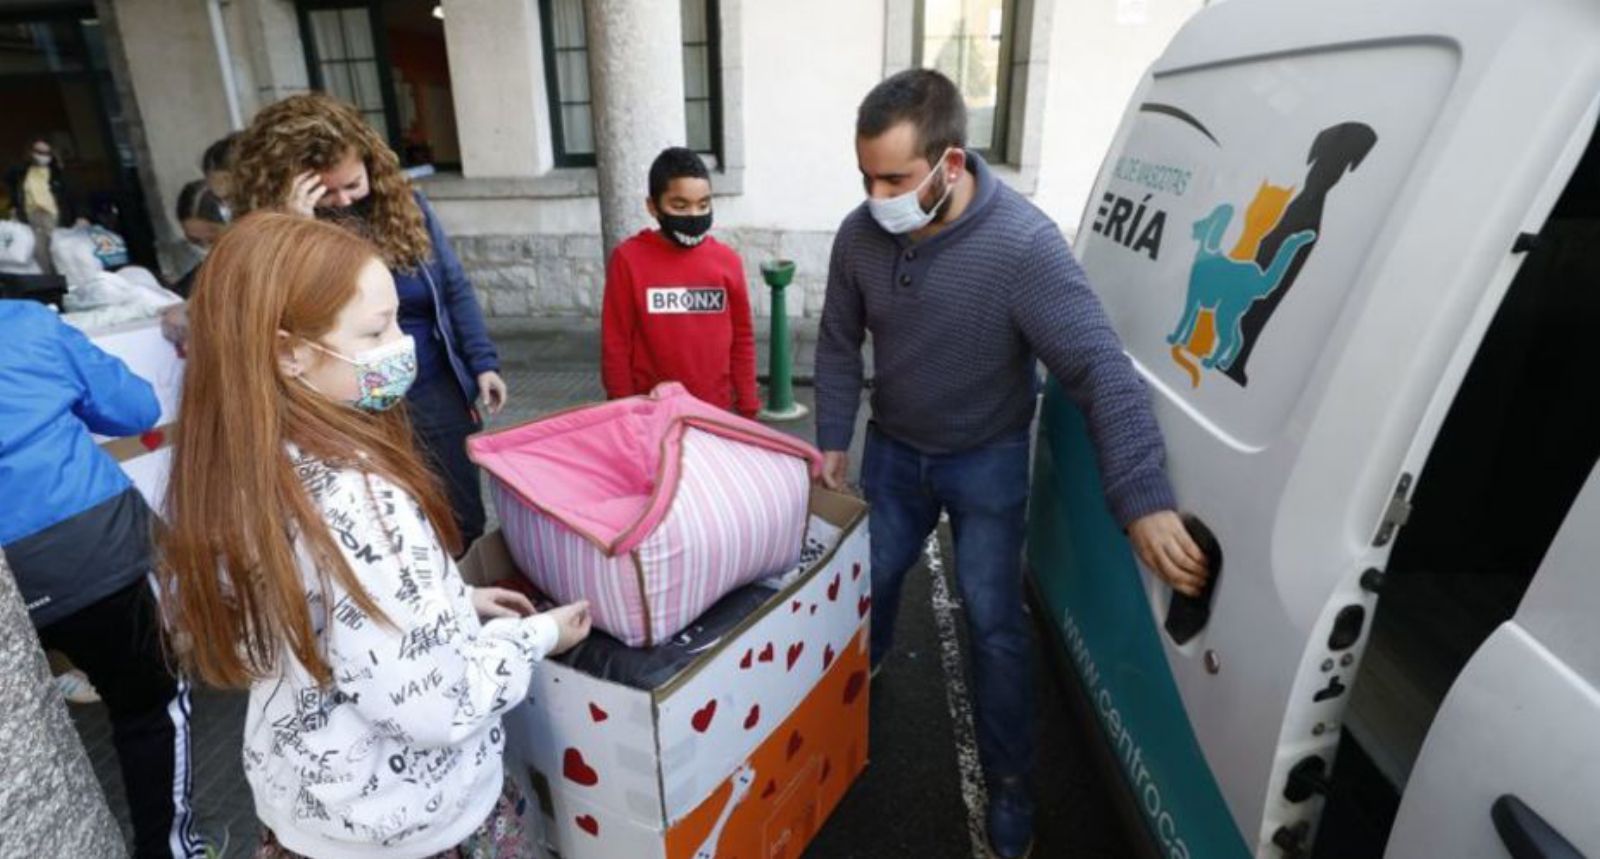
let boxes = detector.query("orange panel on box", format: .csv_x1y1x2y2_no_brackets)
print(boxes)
665,629,871,859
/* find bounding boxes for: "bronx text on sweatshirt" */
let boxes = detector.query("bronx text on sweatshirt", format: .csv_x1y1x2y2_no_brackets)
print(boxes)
814,151,1177,527
601,229,760,416
243,452,557,859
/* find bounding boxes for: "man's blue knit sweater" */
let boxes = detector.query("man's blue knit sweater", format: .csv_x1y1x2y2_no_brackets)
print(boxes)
814,151,1176,527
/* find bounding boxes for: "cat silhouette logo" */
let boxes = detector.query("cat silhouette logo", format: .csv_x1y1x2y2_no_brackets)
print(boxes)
1168,122,1378,387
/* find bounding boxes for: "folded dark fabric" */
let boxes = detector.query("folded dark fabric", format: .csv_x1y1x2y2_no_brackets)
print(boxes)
554,582,777,691
486,524,840,691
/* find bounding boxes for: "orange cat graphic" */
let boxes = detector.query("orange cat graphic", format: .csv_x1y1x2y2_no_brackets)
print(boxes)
1171,182,1296,387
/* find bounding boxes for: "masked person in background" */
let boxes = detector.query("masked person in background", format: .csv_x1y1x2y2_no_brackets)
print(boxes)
171,179,228,299
230,93,507,551
200,133,237,223
600,146,759,417
6,137,87,274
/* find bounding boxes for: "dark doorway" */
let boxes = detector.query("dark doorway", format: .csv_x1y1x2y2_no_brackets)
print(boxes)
0,11,158,268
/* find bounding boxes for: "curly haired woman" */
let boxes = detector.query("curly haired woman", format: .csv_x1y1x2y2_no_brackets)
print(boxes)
230,93,507,550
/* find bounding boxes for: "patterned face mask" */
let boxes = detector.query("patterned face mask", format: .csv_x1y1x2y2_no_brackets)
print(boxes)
306,335,417,412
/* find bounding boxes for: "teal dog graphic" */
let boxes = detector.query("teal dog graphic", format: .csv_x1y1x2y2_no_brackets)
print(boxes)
1167,204,1316,371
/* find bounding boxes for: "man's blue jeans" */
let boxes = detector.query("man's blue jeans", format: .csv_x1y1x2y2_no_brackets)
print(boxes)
862,422,1034,782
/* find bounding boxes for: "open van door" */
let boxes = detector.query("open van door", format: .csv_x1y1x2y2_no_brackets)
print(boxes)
1027,0,1600,855
1381,461,1600,857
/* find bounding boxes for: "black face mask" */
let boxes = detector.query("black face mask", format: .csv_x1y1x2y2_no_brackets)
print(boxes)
317,194,376,225
658,211,713,247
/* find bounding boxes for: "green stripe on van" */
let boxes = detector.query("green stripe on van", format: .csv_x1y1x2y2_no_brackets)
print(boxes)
1028,379,1250,859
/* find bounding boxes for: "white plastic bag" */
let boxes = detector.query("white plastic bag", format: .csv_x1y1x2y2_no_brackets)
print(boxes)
51,227,104,288
0,220,41,273
60,268,182,329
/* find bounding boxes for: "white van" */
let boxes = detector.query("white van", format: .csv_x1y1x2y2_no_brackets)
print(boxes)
1026,0,1600,856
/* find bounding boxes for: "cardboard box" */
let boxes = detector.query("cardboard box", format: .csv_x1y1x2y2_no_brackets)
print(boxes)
461,487,871,859
89,318,184,508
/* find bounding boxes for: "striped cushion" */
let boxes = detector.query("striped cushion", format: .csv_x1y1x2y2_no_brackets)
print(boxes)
493,428,810,647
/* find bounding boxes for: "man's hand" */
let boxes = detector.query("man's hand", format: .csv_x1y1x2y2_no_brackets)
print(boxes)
470,585,535,620
478,371,508,415
821,451,850,491
1128,510,1209,597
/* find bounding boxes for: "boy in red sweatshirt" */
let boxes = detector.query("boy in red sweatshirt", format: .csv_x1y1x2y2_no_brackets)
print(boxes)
602,147,759,417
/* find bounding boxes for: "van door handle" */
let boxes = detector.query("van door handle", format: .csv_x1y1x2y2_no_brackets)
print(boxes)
1163,514,1221,645
1492,795,1585,859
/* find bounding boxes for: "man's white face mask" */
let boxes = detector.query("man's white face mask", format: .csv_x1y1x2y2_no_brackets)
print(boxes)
866,147,955,234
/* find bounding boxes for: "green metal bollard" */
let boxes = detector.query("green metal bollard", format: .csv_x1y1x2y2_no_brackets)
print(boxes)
757,259,808,422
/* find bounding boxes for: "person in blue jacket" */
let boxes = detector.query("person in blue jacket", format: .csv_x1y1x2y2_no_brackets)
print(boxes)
229,93,508,549
0,300,206,858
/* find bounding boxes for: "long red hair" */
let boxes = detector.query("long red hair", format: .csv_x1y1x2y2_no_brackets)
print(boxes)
160,212,460,689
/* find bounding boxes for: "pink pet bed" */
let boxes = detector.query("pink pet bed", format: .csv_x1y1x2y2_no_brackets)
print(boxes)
467,383,823,647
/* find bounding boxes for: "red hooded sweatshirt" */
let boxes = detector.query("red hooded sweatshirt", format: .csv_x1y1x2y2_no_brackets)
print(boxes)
601,229,759,416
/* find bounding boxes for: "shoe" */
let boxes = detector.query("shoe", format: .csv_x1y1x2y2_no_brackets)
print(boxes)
54,668,101,705
986,776,1035,859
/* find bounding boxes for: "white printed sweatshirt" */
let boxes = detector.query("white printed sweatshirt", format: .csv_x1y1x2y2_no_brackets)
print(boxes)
243,454,557,859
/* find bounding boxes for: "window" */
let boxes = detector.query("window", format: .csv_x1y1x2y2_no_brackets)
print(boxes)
538,0,722,168
298,0,462,169
538,0,594,167
914,0,1016,159
304,7,389,132
681,0,722,157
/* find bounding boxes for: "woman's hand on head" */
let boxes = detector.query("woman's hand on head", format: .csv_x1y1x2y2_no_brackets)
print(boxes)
286,172,327,218
470,585,535,620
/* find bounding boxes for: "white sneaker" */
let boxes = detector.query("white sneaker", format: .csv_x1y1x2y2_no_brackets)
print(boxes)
54,669,101,704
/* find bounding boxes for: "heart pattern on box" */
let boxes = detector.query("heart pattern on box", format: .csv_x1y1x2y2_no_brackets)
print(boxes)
692,700,718,733
547,535,872,853
563,747,599,787
843,671,867,706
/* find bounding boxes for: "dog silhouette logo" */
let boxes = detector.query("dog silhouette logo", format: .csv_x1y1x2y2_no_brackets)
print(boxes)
1169,122,1378,387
